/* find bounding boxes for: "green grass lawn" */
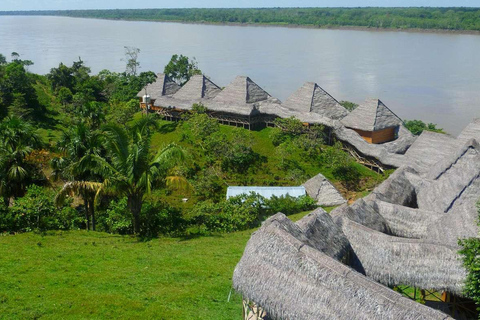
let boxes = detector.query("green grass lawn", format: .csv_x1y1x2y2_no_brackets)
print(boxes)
0,209,321,319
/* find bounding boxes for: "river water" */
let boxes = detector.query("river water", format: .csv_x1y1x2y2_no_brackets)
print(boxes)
1,15,479,135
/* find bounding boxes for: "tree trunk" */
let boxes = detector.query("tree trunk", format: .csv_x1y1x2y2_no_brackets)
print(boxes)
89,198,96,231
84,198,90,231
128,195,142,235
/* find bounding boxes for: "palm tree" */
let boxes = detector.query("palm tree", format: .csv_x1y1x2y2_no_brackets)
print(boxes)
96,116,187,234
57,115,187,234
53,122,104,230
0,116,43,206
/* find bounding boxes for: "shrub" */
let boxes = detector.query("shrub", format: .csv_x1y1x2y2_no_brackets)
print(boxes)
98,197,184,237
404,119,445,136
458,201,480,316
4,185,80,232
188,193,317,234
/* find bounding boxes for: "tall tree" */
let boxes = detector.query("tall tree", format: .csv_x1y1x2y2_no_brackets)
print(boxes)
0,116,44,205
53,122,104,230
94,116,187,234
164,54,202,86
123,46,140,76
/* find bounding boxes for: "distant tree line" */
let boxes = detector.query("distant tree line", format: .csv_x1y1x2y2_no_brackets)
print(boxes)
2,8,480,31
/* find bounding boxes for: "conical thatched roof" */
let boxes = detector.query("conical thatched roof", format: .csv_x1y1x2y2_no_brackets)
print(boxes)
136,73,180,99
172,74,221,100
213,76,270,105
282,82,348,120
302,173,346,206
233,213,454,320
341,99,403,131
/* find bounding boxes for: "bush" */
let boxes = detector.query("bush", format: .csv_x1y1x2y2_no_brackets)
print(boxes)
98,197,184,237
458,202,480,316
187,193,317,234
404,119,445,136
3,185,80,233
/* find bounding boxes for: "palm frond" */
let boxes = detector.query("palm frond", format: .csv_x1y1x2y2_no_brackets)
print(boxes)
55,181,102,206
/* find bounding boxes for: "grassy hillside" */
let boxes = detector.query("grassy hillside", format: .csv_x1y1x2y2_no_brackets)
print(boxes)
0,209,313,319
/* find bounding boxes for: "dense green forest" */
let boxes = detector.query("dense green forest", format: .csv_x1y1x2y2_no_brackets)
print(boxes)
2,7,480,31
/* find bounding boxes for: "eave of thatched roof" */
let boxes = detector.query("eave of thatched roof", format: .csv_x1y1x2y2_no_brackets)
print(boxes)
233,213,453,320
333,125,415,168
338,217,466,296
136,73,180,99
341,99,403,132
282,82,348,120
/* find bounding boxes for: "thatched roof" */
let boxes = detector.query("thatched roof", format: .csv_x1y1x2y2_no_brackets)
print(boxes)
296,208,351,262
233,213,453,320
213,76,270,105
226,186,306,199
302,173,346,206
136,73,180,99
404,130,458,174
282,82,348,120
341,99,403,132
331,200,391,234
417,139,480,213
338,217,466,296
172,74,221,100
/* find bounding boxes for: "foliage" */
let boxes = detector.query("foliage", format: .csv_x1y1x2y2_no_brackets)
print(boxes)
187,193,316,234
339,100,358,111
98,197,185,238
164,54,202,86
404,119,445,136
99,69,156,102
0,58,43,120
1,185,80,232
92,116,188,234
123,46,140,76
458,202,480,316
0,116,45,205
16,8,480,31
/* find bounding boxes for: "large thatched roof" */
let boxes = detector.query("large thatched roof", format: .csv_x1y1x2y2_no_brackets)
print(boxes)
233,213,453,320
341,99,403,132
136,73,180,99
282,82,348,120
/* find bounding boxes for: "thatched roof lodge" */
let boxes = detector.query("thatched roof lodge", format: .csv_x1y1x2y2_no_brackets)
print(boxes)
234,120,480,319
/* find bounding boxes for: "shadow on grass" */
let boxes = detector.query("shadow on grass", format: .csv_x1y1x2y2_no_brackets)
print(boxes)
158,121,179,134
